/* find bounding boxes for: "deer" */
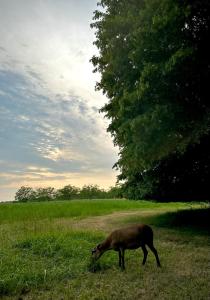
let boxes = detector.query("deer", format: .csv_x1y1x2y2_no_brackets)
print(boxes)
91,224,161,270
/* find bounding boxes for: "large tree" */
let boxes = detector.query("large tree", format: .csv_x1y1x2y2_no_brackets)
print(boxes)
91,0,210,200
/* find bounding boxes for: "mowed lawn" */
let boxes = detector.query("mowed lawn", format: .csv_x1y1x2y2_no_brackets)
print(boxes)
0,200,209,299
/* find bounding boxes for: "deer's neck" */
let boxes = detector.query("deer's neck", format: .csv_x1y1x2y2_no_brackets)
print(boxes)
101,238,111,251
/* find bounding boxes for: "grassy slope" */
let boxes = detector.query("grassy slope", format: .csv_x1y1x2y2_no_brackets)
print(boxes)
0,200,209,299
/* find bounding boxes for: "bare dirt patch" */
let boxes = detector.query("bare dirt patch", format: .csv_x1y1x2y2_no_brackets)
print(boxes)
55,209,164,232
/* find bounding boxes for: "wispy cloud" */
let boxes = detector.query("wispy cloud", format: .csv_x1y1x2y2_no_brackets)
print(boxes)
0,0,118,201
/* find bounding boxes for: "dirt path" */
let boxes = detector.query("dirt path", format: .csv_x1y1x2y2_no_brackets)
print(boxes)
72,211,142,231
55,209,164,232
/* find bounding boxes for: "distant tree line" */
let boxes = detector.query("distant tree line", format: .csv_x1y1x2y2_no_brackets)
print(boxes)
14,184,123,202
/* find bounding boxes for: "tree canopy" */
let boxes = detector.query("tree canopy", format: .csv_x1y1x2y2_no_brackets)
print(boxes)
91,0,210,200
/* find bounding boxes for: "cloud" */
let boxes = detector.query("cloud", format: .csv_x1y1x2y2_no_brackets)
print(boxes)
0,68,117,165
0,0,102,106
0,67,118,201
0,0,119,201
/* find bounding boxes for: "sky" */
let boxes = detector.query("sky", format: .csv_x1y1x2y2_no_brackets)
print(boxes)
0,0,118,201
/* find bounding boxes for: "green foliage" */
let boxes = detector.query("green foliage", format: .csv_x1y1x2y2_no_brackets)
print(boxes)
35,187,56,202
57,185,80,200
14,184,123,202
14,186,36,202
107,184,124,198
15,186,56,202
79,184,106,199
91,0,210,200
123,134,210,201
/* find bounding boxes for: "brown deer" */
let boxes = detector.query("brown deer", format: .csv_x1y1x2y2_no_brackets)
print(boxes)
91,224,161,270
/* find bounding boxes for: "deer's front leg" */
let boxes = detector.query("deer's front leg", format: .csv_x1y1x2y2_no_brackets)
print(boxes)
118,250,122,268
120,248,125,270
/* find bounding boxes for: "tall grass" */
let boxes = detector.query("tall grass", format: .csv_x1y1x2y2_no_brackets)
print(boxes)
0,229,106,296
0,199,189,224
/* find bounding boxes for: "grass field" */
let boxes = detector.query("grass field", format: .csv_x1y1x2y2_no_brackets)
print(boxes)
0,199,209,299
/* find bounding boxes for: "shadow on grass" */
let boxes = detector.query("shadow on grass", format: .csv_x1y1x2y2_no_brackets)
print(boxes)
152,208,210,230
123,207,210,235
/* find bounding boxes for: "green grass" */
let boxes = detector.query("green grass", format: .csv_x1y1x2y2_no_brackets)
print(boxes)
0,199,189,224
0,230,105,296
0,200,209,299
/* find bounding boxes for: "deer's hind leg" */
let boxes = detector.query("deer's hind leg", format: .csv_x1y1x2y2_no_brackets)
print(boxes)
141,244,148,265
147,242,161,267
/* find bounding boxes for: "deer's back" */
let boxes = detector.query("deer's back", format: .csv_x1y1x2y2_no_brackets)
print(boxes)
109,224,153,250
